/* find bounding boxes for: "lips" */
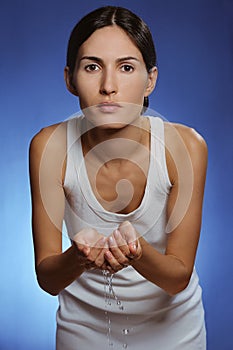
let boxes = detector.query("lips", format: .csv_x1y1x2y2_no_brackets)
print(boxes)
97,102,122,113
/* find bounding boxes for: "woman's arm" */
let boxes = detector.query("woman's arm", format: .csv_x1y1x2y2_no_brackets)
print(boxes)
106,124,208,295
29,123,87,295
134,124,208,295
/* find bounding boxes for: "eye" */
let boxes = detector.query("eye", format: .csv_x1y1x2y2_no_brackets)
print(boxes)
85,64,100,72
120,64,134,73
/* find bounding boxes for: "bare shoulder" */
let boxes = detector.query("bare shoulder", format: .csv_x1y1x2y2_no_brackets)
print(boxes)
164,121,208,158
164,122,208,185
29,122,67,157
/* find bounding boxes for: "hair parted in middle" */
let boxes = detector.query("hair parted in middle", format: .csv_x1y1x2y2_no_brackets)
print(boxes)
66,6,157,110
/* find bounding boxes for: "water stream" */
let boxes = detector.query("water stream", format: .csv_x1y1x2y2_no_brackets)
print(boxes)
103,270,130,348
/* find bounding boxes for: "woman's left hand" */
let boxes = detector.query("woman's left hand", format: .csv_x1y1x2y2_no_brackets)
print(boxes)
105,221,142,273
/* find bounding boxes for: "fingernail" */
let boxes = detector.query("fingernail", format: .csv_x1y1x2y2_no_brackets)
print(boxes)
105,250,112,259
109,236,114,245
114,229,120,237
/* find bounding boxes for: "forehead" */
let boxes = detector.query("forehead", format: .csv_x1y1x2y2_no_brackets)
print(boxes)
77,25,143,60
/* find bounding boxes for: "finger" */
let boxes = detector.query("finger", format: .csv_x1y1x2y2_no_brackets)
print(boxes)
129,241,142,261
117,222,139,259
73,228,99,255
104,250,124,273
113,229,129,251
128,241,138,255
135,242,142,260
114,229,138,260
118,221,137,245
85,236,106,264
108,235,130,265
94,239,109,267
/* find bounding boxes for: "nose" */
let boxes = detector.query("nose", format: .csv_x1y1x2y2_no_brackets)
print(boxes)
99,68,117,96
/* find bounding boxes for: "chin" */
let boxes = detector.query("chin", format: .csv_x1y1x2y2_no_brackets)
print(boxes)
82,103,142,130
83,114,131,131
94,120,129,130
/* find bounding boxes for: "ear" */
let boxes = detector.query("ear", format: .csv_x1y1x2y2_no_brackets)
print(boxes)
144,66,158,97
64,66,79,97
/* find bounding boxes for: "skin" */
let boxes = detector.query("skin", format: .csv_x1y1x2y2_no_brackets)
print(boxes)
29,25,208,296
65,25,157,129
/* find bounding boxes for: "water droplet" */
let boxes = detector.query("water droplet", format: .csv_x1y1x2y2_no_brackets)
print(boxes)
103,270,128,348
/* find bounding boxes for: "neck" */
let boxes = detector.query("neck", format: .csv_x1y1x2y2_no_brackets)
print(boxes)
81,116,149,157
81,116,151,189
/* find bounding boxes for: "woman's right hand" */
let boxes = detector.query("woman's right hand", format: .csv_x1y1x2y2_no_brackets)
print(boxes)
72,228,109,271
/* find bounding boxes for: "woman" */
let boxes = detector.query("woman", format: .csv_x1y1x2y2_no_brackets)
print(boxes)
29,6,208,350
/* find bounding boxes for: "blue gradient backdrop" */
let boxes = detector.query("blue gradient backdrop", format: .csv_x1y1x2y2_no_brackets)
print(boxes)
1,1,232,349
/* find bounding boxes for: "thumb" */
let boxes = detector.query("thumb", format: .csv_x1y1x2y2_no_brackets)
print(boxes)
118,221,136,244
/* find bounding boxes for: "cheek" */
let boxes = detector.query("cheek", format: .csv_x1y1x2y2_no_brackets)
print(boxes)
73,70,93,89
74,77,98,104
122,72,148,92
122,79,148,103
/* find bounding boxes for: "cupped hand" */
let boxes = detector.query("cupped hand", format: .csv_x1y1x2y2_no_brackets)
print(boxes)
72,228,109,271
105,221,142,272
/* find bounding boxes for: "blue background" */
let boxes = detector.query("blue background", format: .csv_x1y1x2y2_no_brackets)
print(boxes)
1,0,232,349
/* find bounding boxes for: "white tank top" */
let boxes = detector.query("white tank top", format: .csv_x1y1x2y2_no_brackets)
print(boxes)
57,115,206,350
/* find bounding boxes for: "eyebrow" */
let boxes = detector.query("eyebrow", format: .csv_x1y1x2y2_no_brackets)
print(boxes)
79,56,140,64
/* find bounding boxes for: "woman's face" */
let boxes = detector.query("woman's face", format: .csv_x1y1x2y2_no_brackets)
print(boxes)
66,25,157,128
